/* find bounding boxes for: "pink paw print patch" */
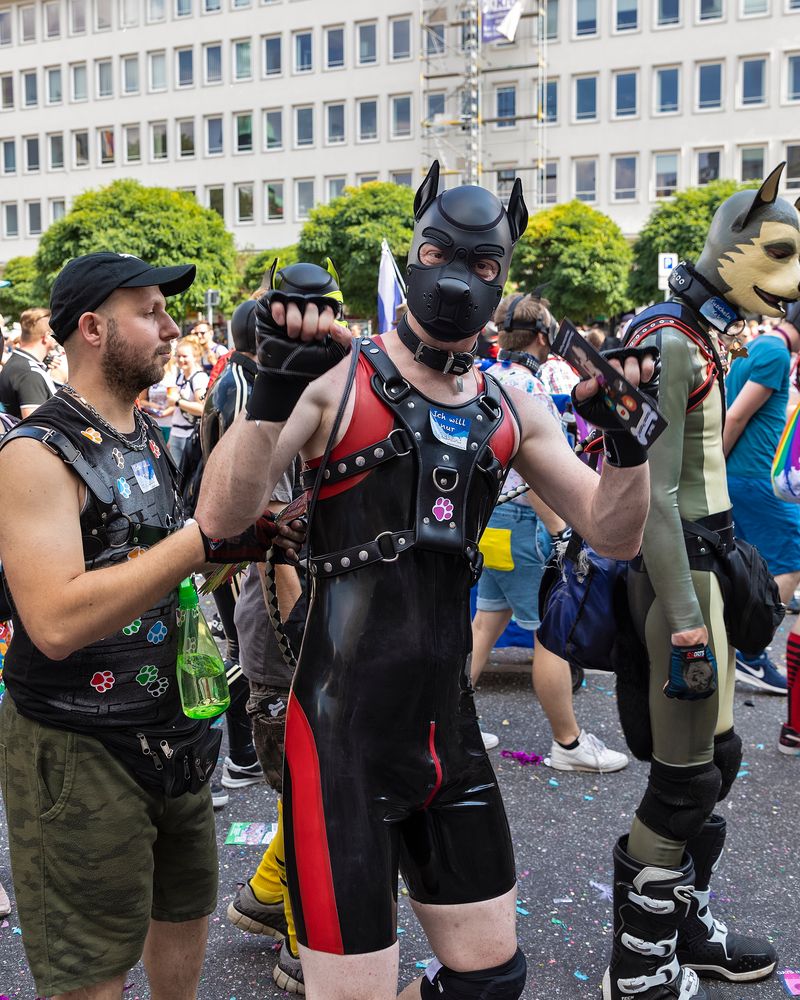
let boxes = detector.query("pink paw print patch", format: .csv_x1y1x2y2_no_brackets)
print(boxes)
432,497,454,522
90,670,115,693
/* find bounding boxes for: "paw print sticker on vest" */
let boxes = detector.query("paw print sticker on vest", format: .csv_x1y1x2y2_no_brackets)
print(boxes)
149,439,161,459
147,621,168,644
81,427,103,445
432,497,454,522
136,664,159,686
117,477,132,500
90,670,115,693
147,677,169,698
123,618,142,636
112,448,125,469
127,546,146,560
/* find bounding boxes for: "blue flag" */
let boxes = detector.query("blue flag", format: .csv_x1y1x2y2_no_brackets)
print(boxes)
377,240,406,334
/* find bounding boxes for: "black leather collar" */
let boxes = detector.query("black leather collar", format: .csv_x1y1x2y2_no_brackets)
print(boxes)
496,348,541,375
396,316,476,377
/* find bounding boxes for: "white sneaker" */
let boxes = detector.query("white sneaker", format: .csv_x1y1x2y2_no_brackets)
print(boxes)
481,730,499,750
546,730,628,773
0,880,11,918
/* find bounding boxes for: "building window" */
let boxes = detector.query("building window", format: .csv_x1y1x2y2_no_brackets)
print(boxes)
177,48,193,87
264,35,281,75
655,151,678,196
148,51,166,91
358,22,377,65
788,54,800,100
24,135,39,171
614,71,637,116
265,181,283,219
151,121,167,160
147,0,165,18
265,109,282,150
294,106,313,147
616,0,638,29
22,70,38,107
655,66,679,112
96,58,113,97
0,75,13,110
426,91,445,124
204,43,222,83
358,173,378,185
175,0,191,15
95,0,112,29
742,0,767,11
296,179,314,220
786,144,800,188
740,145,764,180
496,168,517,204
697,62,722,108
206,116,223,154
204,0,221,11
424,21,445,54
327,176,346,200
20,4,35,39
235,112,252,152
46,67,63,104
546,0,558,37
49,132,64,168
699,0,722,17
575,158,597,201
358,98,378,140
697,149,721,183
98,126,114,164
44,0,60,34
122,55,139,94
73,129,89,167
326,103,345,144
324,26,344,69
741,56,766,104
27,201,42,235
391,17,411,59
540,78,558,123
657,0,680,21
496,85,517,127
613,155,637,199
0,9,11,44
120,0,138,27
294,31,312,72
207,186,224,218
178,119,194,156
4,204,19,238
392,170,412,186
69,0,86,32
234,39,252,80
1,139,15,174
575,75,597,120
124,124,140,163
391,94,412,137
235,183,253,223
50,198,65,221
575,0,597,35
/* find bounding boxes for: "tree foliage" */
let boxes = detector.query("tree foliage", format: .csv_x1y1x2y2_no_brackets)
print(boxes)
33,180,239,321
0,256,41,322
510,201,632,323
240,245,299,296
297,183,415,318
629,179,756,306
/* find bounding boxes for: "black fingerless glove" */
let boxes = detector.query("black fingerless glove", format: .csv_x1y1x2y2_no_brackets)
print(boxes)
200,512,279,563
246,290,349,422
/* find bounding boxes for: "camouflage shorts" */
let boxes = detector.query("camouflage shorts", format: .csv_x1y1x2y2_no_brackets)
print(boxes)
247,682,289,794
0,695,218,997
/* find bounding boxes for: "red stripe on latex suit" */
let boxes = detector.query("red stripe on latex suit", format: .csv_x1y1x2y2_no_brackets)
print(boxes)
787,633,800,730
284,695,344,954
423,722,443,808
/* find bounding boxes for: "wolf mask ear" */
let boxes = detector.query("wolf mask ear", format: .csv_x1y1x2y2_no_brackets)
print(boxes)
414,160,440,220
507,178,528,243
261,257,279,291
734,162,786,232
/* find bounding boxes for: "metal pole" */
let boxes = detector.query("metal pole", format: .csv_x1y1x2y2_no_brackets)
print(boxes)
465,0,480,185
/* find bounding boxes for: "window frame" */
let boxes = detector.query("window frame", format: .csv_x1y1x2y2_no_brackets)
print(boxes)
203,42,222,85
574,0,598,37
654,150,679,198
264,107,283,151
390,93,412,138
357,97,379,142
72,128,89,168
739,54,767,107
265,180,284,221
696,60,723,111
739,144,765,180
294,104,314,148
150,120,168,161
233,38,252,81
122,54,140,95
574,73,598,122
235,182,254,224
205,114,224,156
654,64,680,115
178,118,196,158
357,21,378,66
95,57,113,99
614,0,639,31
327,176,346,201
234,111,253,153
613,69,638,118
574,157,598,202
97,125,115,165
295,178,314,221
46,65,63,105
22,69,38,108
48,131,65,169
696,147,722,185
325,102,346,145
176,47,194,88
293,29,312,73
148,50,167,93
123,123,141,164
390,15,411,61
263,34,282,76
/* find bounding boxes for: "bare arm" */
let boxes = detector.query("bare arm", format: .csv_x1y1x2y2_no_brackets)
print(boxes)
0,439,207,660
722,380,773,456
523,488,566,535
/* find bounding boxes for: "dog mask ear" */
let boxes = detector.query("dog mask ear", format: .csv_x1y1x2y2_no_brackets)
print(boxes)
262,257,279,291
414,160,440,220
735,162,785,232
506,178,529,243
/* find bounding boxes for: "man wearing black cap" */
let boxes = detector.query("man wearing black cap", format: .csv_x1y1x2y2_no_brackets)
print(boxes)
0,252,301,1000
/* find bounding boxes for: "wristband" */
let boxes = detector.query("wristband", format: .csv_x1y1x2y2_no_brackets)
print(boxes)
602,429,648,469
245,371,305,422
664,643,717,701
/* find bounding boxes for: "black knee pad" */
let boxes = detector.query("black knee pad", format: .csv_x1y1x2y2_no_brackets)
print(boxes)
636,759,721,842
713,728,742,802
420,948,526,1000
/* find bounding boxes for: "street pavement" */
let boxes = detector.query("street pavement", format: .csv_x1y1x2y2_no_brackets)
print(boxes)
1,619,798,999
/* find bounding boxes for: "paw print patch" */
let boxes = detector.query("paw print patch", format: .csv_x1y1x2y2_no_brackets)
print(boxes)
90,670,115,693
112,448,125,469
81,427,103,444
117,477,132,500
123,618,142,636
149,439,161,459
147,621,168,644
136,664,158,686
432,497,454,522
127,546,146,560
147,677,169,698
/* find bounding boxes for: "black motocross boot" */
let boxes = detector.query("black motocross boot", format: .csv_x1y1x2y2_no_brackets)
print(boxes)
603,837,725,1000
677,815,776,982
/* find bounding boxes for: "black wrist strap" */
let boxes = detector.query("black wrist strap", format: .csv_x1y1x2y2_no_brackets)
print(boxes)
245,371,305,423
396,316,476,376
603,430,648,468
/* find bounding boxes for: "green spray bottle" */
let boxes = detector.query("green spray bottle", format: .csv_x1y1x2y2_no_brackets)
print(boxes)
176,577,230,719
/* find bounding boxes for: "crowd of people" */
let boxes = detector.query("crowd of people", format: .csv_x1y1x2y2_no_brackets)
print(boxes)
0,162,797,1000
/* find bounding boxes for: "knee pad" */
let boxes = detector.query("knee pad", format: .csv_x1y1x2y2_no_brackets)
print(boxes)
420,948,526,1000
636,759,721,843
713,728,742,801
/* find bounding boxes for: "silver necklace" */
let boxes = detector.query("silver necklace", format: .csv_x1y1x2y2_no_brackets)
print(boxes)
61,384,149,451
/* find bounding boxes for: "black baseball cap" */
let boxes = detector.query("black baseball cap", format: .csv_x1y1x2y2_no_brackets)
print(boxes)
49,251,196,344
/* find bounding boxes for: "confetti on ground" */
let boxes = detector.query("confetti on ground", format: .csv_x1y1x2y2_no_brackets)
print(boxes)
516,905,529,916
553,897,572,904
584,795,594,801
499,750,544,766
590,880,613,901
574,970,589,981
224,822,278,846
415,959,434,969
548,778,559,787
780,969,800,996
737,770,750,779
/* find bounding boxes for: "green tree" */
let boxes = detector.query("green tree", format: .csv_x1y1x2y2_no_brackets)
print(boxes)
297,182,414,318
510,201,633,323
34,180,239,322
240,245,298,295
0,256,41,322
629,179,756,306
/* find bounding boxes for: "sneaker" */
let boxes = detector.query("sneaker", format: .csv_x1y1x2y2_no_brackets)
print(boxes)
788,595,800,614
0,881,10,918
779,723,800,755
221,755,264,789
735,650,787,695
227,881,287,940
211,779,229,809
546,730,629,773
273,939,305,995
481,730,499,750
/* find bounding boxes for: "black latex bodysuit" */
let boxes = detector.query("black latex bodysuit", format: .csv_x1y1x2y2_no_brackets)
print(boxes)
282,339,519,955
